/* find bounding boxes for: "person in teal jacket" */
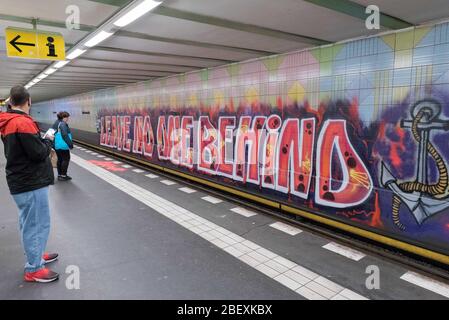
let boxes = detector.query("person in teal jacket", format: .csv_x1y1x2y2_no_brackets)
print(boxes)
52,111,73,181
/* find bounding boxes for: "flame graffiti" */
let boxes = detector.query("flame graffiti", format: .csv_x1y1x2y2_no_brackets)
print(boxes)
350,169,371,189
389,125,406,168
302,158,311,174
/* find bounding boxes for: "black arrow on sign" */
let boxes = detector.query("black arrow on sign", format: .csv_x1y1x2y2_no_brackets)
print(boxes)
9,35,35,53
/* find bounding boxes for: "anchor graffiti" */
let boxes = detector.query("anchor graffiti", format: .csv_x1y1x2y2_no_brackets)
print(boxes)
380,99,449,229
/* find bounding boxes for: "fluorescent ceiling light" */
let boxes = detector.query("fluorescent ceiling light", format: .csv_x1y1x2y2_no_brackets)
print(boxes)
66,48,86,60
44,68,57,75
54,60,69,69
114,0,162,27
85,30,114,47
37,73,48,79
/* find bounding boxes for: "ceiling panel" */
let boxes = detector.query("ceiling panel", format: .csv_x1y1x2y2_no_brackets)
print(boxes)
72,58,196,73
58,65,172,76
102,35,263,61
0,76,29,83
353,0,449,25
161,0,387,42
84,48,225,68
123,14,310,53
0,0,119,26
44,74,153,82
0,61,48,72
0,71,44,79
27,86,111,102
37,79,132,85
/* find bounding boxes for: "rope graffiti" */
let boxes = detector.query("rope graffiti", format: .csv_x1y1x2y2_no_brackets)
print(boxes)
381,99,449,230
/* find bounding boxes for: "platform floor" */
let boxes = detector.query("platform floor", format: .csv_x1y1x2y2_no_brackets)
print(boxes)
0,145,448,300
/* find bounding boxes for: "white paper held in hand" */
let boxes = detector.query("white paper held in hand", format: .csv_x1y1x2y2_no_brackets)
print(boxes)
43,128,56,139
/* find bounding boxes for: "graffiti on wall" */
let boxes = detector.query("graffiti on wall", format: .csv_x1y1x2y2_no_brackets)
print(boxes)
33,21,449,255
96,91,449,247
379,99,449,229
98,103,374,210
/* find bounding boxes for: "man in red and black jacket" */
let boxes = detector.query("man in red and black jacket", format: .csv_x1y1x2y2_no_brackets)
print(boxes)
0,86,59,283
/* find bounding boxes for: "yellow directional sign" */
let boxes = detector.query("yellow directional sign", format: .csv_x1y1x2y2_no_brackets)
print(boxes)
5,27,65,61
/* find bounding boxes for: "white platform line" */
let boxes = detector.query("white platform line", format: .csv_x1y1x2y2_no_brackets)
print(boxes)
122,164,132,169
322,242,366,262
160,180,176,186
202,196,223,204
70,153,368,300
400,271,449,298
145,174,159,179
113,161,122,164
179,187,197,194
97,155,105,158
104,158,113,161
230,207,257,218
269,222,302,236
132,169,145,173
91,152,99,156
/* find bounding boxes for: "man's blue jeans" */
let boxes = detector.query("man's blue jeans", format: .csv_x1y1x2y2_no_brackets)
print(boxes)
12,186,50,273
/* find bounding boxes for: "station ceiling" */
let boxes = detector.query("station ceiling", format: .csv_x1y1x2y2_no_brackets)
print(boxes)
1,0,449,102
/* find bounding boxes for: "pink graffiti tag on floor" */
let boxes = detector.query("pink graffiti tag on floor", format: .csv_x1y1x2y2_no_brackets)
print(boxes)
88,160,127,172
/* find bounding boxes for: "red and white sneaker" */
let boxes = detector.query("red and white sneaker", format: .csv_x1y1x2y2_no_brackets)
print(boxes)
24,267,59,283
43,252,59,264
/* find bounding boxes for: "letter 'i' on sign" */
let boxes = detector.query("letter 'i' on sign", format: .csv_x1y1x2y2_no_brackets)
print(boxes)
5,27,65,61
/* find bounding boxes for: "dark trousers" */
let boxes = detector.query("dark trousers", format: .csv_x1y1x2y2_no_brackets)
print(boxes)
55,150,70,176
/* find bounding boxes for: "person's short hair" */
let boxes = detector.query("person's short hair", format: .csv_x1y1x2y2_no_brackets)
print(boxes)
57,111,70,120
9,86,30,107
